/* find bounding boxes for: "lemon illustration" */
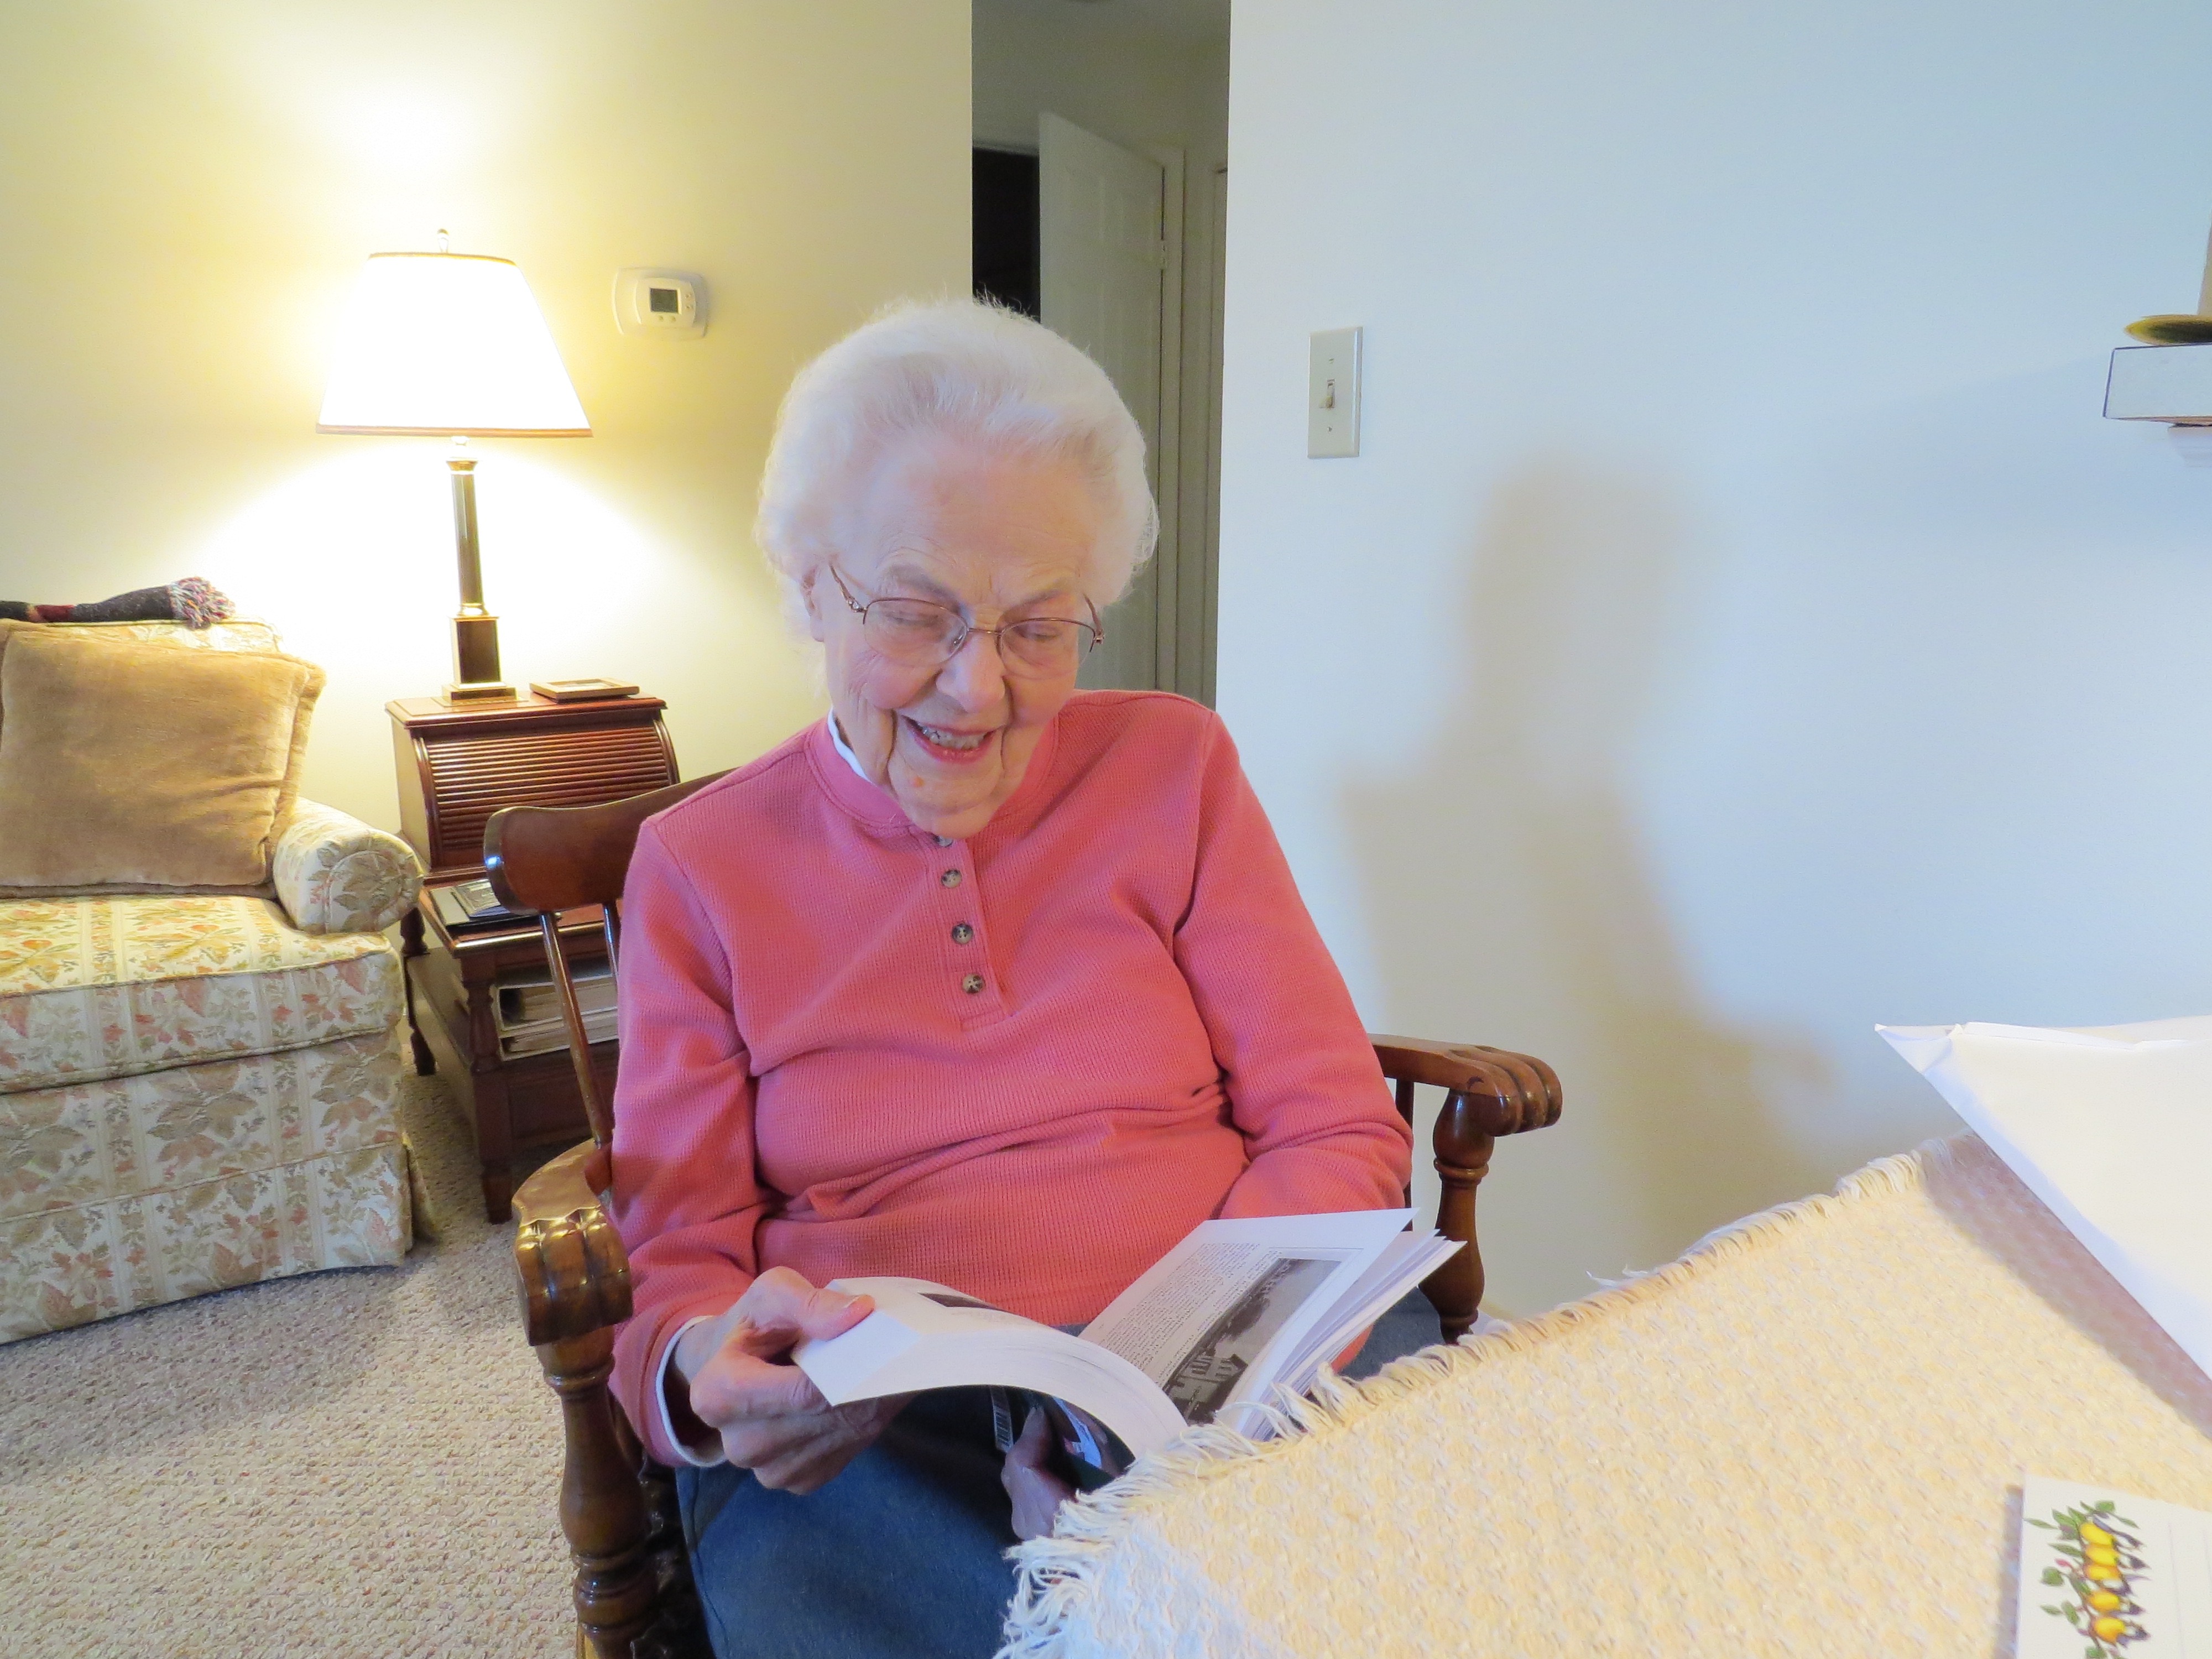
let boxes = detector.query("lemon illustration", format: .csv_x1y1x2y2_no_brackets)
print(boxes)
2081,1523,2115,1548
2087,1564,2125,1587
2087,1591,2124,1614
2091,1616,2128,1643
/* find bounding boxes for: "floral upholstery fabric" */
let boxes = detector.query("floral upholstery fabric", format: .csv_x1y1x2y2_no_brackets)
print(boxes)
271,800,422,936
0,894,402,1094
0,1026,410,1341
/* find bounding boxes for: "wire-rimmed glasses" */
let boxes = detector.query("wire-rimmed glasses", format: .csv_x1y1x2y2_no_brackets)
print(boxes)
827,565,1103,679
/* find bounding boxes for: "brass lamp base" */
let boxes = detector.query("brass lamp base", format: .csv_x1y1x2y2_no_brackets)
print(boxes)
442,608,515,705
442,679,518,705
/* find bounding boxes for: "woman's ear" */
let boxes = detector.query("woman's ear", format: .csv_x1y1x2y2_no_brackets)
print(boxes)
800,565,828,643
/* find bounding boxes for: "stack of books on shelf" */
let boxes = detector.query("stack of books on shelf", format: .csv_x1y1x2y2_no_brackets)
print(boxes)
495,963,617,1058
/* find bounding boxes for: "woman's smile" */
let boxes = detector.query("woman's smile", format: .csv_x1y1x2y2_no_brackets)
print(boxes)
902,716,1000,764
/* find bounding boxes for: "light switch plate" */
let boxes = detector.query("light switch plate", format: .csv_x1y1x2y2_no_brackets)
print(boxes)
1308,326,1362,457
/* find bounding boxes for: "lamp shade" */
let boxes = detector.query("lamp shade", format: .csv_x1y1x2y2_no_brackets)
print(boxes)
317,252,590,436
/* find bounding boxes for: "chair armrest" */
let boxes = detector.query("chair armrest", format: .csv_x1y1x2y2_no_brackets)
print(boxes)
1370,1035,1562,1136
514,1140,632,1347
271,800,424,935
1370,1036,1563,1339
513,1141,674,1652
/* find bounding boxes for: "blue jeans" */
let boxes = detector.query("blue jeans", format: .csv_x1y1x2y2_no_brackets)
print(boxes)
678,1289,1444,1659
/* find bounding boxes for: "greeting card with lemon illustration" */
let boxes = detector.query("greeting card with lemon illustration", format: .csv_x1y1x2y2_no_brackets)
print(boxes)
2017,1476,2212,1658
2030,1499,2148,1653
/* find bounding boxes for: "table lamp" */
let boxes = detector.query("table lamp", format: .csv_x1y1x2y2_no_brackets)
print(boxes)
318,238,589,703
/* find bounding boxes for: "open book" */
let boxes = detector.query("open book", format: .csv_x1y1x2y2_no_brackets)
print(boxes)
794,1208,1458,1470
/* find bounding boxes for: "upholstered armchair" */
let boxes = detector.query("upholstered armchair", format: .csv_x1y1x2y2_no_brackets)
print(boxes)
0,619,425,1342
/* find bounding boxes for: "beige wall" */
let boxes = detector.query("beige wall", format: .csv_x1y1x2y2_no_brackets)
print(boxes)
0,0,970,829
1222,0,2212,1316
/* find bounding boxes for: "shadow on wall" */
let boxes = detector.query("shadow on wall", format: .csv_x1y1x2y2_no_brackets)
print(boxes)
1342,461,1833,1301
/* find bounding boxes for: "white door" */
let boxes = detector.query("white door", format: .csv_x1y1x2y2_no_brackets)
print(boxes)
1040,112,1171,692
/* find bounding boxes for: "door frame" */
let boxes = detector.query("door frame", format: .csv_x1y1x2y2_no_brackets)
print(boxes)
1146,143,1187,698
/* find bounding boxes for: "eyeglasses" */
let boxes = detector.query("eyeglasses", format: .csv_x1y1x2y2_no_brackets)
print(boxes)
826,565,1103,679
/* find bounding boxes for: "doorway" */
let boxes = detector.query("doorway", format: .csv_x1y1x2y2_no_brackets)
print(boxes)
973,148,1040,319
971,0,1229,705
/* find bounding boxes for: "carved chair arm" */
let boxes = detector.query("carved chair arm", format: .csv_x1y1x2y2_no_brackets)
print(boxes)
512,1140,675,1655
1370,1035,1562,1137
513,1140,632,1348
1369,1035,1563,1342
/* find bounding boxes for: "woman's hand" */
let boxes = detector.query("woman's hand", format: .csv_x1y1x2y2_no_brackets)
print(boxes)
1001,1408,1077,1541
675,1267,908,1494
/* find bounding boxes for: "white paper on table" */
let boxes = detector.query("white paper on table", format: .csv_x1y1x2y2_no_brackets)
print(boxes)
2016,1475,2212,1656
1877,1015,2212,1384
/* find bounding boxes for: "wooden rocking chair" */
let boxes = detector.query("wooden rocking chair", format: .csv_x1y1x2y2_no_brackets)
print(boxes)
483,776,1564,1659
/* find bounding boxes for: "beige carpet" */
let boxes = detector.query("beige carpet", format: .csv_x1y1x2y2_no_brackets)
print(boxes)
0,1074,575,1658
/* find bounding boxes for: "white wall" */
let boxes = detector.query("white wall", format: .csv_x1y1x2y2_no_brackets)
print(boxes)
1221,0,2212,1313
974,0,1229,700
0,1,969,830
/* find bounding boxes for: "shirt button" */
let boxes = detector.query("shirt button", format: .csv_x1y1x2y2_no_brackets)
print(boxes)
951,923,974,945
962,973,985,994
933,834,953,847
940,869,962,888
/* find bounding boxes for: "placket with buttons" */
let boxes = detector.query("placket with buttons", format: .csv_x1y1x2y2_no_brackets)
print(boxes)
927,832,1006,1025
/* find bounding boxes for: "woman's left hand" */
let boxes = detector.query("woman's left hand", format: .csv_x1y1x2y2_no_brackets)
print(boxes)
1001,1408,1076,1540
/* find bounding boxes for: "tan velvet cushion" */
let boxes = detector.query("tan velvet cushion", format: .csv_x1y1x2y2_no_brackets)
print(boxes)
0,630,324,893
0,618,285,748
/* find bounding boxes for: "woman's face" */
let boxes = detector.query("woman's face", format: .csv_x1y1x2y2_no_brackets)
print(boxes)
804,431,1102,840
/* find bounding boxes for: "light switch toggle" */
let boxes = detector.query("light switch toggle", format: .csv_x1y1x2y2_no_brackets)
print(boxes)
1308,327,1361,457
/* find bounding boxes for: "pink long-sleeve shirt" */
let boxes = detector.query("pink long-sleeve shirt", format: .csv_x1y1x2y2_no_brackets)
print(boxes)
607,690,1412,1464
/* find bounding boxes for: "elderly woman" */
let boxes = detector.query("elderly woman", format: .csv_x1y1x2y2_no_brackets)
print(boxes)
607,301,1421,1658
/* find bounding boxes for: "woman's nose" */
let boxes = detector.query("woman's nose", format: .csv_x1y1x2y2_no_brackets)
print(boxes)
935,627,1007,708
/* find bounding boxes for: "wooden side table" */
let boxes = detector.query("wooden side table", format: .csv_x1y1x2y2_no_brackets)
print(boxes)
389,691,677,1220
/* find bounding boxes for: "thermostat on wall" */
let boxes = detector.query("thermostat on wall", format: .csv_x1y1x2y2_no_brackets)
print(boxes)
613,269,706,338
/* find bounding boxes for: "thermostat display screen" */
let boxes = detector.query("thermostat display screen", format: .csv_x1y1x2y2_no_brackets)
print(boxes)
649,287,679,314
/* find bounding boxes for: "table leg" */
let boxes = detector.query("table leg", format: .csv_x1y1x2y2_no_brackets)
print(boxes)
482,1164,515,1225
399,908,437,1077
465,975,517,1223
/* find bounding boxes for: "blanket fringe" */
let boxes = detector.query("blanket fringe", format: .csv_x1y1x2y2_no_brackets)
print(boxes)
994,1133,1970,1659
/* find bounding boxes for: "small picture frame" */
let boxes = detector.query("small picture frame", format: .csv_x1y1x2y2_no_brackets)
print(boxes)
529,677,640,703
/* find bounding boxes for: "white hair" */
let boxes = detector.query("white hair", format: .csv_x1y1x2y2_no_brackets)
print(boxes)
754,299,1157,618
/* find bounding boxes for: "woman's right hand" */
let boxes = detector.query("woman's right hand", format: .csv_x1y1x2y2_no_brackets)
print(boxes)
674,1266,908,1494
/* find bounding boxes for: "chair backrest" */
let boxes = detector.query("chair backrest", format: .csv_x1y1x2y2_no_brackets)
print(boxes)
483,770,728,1146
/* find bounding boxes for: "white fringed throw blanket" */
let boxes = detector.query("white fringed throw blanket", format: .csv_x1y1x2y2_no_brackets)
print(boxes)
1001,1136,2212,1658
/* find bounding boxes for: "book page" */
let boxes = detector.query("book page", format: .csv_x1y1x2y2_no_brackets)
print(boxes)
1276,1230,1463,1390
1081,1209,1412,1425
794,1276,1190,1457
2018,1475,2212,1657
